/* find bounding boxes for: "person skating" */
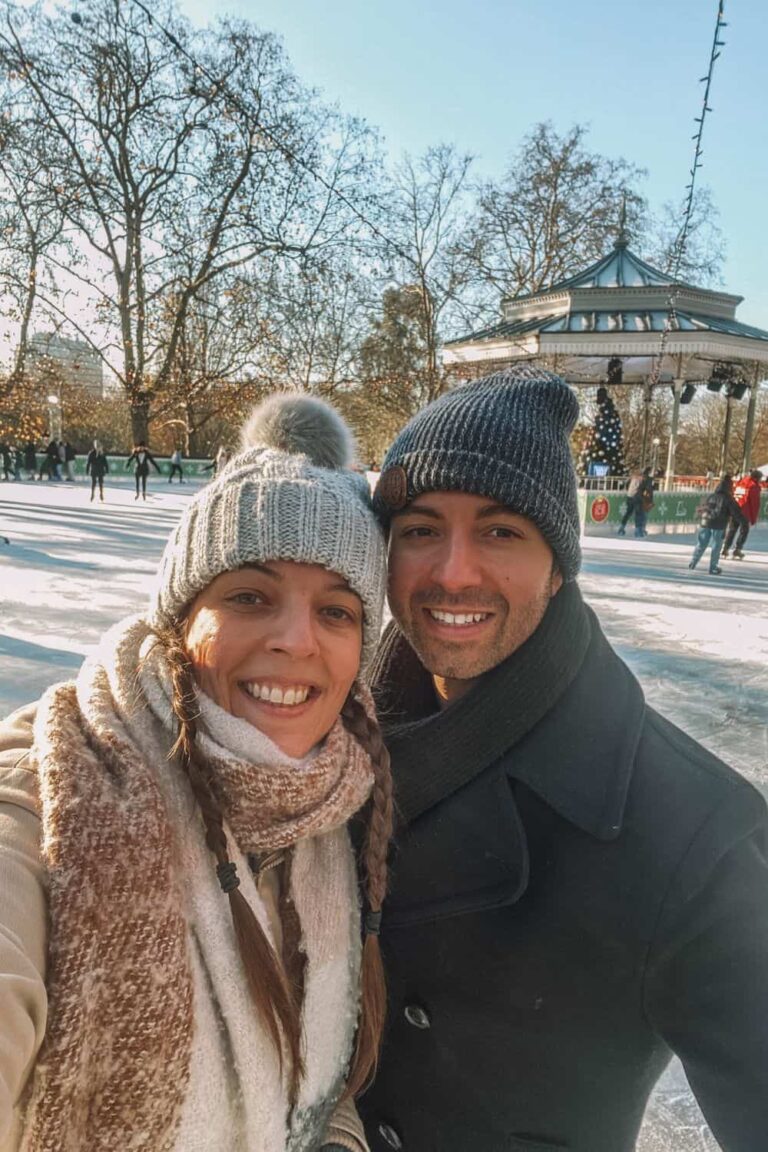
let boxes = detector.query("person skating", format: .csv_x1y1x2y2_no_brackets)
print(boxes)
0,395,391,1152
168,447,184,483
357,366,768,1152
86,439,109,502
0,443,12,482
203,445,230,478
63,441,77,482
722,469,763,559
23,442,37,481
688,474,746,575
125,441,161,499
38,439,60,481
617,466,654,537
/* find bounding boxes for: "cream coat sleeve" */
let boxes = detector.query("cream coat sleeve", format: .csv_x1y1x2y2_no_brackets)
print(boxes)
0,703,47,1151
323,1092,370,1151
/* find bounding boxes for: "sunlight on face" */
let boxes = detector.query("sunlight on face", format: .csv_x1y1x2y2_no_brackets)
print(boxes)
387,491,561,703
184,561,363,758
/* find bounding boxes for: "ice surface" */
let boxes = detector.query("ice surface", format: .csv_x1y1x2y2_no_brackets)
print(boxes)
1,476,766,1150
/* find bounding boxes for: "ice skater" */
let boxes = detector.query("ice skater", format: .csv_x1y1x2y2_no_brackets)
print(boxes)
722,469,763,560
689,475,746,575
63,441,77,482
125,441,161,499
168,447,184,483
86,440,109,502
617,468,654,537
38,439,61,481
23,442,37,481
202,444,230,478
0,443,12,482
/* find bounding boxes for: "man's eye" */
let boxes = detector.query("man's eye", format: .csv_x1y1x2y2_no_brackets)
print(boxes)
401,525,436,538
487,527,520,539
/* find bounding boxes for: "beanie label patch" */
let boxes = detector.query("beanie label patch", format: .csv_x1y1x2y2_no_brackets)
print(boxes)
376,465,409,512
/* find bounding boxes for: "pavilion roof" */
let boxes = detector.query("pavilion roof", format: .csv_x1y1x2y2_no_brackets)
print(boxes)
446,309,768,345
445,238,768,360
514,243,680,296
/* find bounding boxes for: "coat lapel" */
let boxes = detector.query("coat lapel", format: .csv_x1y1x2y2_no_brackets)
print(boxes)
383,762,529,928
376,611,646,928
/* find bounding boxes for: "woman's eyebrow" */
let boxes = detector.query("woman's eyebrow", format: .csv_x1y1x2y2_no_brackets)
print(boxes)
238,562,279,578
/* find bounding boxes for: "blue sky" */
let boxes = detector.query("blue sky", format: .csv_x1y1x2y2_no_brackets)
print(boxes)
180,0,768,326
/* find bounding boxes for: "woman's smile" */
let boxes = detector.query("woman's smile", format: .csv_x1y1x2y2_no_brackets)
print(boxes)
184,560,363,758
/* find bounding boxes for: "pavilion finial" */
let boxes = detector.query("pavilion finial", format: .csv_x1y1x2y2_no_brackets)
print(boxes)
616,194,629,249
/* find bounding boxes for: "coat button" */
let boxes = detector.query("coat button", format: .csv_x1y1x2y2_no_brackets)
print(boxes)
377,1122,403,1149
403,1003,431,1029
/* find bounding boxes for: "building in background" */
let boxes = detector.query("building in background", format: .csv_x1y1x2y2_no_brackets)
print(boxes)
26,332,104,397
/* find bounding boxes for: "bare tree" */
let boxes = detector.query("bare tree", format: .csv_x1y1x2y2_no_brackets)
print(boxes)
369,144,475,405
643,186,725,287
0,92,70,394
0,0,377,441
459,123,645,304
250,254,374,394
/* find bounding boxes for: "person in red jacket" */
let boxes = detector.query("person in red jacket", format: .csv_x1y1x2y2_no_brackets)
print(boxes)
722,469,764,559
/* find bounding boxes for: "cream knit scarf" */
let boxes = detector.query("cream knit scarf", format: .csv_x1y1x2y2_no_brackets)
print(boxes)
20,615,374,1152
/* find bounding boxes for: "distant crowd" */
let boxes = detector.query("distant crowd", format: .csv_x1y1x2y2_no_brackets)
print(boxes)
0,439,232,500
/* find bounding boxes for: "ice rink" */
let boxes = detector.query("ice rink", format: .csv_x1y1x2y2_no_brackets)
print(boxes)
1,476,766,1151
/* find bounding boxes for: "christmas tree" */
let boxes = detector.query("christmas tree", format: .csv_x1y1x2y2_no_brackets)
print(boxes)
579,385,626,477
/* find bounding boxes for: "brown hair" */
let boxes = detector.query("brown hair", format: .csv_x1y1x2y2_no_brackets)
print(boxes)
156,623,393,1103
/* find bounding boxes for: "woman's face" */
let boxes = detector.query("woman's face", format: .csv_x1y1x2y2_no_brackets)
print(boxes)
184,561,363,758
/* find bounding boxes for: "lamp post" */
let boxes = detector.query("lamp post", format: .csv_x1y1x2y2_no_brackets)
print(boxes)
651,437,661,475
47,394,62,442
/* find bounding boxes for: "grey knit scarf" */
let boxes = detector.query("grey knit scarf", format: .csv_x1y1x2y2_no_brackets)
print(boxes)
368,581,591,824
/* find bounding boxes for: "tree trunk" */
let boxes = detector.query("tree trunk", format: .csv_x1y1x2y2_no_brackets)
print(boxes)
130,393,150,445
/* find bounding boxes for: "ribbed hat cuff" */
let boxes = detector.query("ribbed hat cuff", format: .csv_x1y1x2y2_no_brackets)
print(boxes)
379,448,581,580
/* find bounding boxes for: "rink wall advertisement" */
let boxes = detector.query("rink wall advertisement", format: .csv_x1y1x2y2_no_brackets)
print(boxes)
578,490,768,535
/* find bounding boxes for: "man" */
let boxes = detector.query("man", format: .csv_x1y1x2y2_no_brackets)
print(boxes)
618,466,654,538
722,469,763,559
359,367,768,1152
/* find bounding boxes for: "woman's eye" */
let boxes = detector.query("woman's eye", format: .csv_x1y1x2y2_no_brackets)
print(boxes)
401,525,436,538
322,605,357,623
487,526,521,539
227,591,265,606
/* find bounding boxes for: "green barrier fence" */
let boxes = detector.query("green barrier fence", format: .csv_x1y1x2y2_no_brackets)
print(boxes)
579,490,768,534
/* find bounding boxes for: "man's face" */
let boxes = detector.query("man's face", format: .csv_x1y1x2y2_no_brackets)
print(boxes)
387,491,562,692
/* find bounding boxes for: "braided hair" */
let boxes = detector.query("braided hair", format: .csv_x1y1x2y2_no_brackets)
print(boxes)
156,624,393,1102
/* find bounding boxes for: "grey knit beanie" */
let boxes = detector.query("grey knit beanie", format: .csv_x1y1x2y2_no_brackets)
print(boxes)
150,395,386,666
373,365,582,580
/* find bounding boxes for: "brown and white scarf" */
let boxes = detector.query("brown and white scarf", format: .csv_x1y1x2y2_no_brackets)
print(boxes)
20,615,374,1152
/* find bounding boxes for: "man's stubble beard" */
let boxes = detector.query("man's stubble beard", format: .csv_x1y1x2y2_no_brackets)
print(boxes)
397,577,556,682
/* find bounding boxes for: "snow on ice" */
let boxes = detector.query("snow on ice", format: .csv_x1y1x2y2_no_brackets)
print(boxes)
1,476,766,1151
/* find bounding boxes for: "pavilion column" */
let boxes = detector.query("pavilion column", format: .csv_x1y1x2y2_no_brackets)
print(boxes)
664,378,684,491
640,379,653,467
741,362,761,473
719,391,735,474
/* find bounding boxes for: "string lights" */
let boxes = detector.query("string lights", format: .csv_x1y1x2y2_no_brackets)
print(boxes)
649,0,728,390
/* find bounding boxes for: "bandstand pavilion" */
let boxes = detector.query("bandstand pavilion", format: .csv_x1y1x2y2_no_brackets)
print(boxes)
443,233,768,488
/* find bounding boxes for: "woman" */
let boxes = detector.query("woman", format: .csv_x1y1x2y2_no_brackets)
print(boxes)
85,438,110,501
125,440,161,499
0,395,392,1152
688,473,745,575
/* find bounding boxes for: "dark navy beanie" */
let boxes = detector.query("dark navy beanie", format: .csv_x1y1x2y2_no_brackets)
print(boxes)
373,365,582,581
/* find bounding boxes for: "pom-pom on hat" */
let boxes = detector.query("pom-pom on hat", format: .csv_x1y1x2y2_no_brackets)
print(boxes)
373,365,582,581
150,394,386,667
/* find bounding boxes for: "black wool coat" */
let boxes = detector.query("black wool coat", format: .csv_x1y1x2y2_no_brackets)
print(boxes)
359,621,768,1152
